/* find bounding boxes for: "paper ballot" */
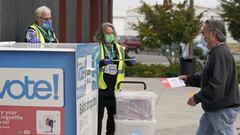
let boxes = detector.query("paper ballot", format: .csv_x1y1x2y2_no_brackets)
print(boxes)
160,77,186,88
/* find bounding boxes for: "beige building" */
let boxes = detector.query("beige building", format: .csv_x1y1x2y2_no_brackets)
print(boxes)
113,5,238,44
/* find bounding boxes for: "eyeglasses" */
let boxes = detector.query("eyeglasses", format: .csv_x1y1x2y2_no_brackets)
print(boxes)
39,17,52,21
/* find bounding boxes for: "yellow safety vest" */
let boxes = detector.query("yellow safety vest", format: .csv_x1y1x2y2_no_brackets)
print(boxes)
30,24,45,43
99,43,125,90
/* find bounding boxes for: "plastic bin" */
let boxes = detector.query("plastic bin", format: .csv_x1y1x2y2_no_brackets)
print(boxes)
115,91,157,121
115,120,156,135
115,81,157,135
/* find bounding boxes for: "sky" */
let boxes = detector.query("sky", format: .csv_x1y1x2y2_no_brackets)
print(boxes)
113,0,220,10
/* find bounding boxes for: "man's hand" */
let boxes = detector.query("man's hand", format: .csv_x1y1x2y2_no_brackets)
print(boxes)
187,96,197,106
178,75,188,81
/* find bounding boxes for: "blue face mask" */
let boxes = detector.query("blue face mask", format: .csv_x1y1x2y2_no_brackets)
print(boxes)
41,20,52,31
200,35,208,48
198,35,208,56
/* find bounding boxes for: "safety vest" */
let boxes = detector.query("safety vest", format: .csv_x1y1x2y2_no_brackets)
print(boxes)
30,24,45,43
99,43,125,90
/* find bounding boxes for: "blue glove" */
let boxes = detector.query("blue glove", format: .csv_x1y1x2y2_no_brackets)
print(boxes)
104,56,112,65
30,38,41,43
130,56,137,65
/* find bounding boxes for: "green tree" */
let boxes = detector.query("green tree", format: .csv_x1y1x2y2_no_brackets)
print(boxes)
221,0,240,42
132,0,202,65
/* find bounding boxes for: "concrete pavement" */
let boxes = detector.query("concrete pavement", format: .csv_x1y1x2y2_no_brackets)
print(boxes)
128,51,169,65
122,77,240,135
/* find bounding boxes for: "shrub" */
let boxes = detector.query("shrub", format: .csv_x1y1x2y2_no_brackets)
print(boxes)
125,63,179,77
125,63,240,83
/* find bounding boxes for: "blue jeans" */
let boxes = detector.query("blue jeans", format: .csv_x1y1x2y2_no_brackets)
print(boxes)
196,107,240,135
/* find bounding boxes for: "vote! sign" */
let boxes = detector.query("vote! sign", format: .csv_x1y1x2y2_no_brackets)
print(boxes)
0,68,64,107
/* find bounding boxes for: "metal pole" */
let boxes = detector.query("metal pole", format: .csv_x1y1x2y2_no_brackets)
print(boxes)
112,59,134,62
190,0,193,8
189,0,194,57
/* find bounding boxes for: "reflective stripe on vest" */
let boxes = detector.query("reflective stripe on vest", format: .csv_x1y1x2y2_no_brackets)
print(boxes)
98,43,125,90
30,24,45,43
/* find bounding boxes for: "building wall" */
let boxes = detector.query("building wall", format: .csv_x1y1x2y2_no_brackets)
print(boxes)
0,0,113,43
0,0,59,42
112,10,126,36
124,9,144,36
66,0,77,42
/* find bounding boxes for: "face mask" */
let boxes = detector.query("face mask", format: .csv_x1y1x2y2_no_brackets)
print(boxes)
105,34,115,43
200,35,208,48
41,20,52,31
199,35,208,56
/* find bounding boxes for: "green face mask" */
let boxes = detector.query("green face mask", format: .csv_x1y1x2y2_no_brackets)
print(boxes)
105,34,115,43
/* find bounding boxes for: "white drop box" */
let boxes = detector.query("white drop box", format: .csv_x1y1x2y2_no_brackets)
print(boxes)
115,91,157,121
115,120,156,135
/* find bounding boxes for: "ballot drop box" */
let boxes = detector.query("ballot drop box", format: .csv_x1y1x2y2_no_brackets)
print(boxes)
115,81,157,135
0,43,99,135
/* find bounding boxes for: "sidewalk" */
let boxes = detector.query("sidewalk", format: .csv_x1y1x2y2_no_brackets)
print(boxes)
122,77,240,135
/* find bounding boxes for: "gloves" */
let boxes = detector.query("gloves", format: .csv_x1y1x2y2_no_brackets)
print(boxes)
103,56,112,65
30,38,41,43
130,56,137,65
